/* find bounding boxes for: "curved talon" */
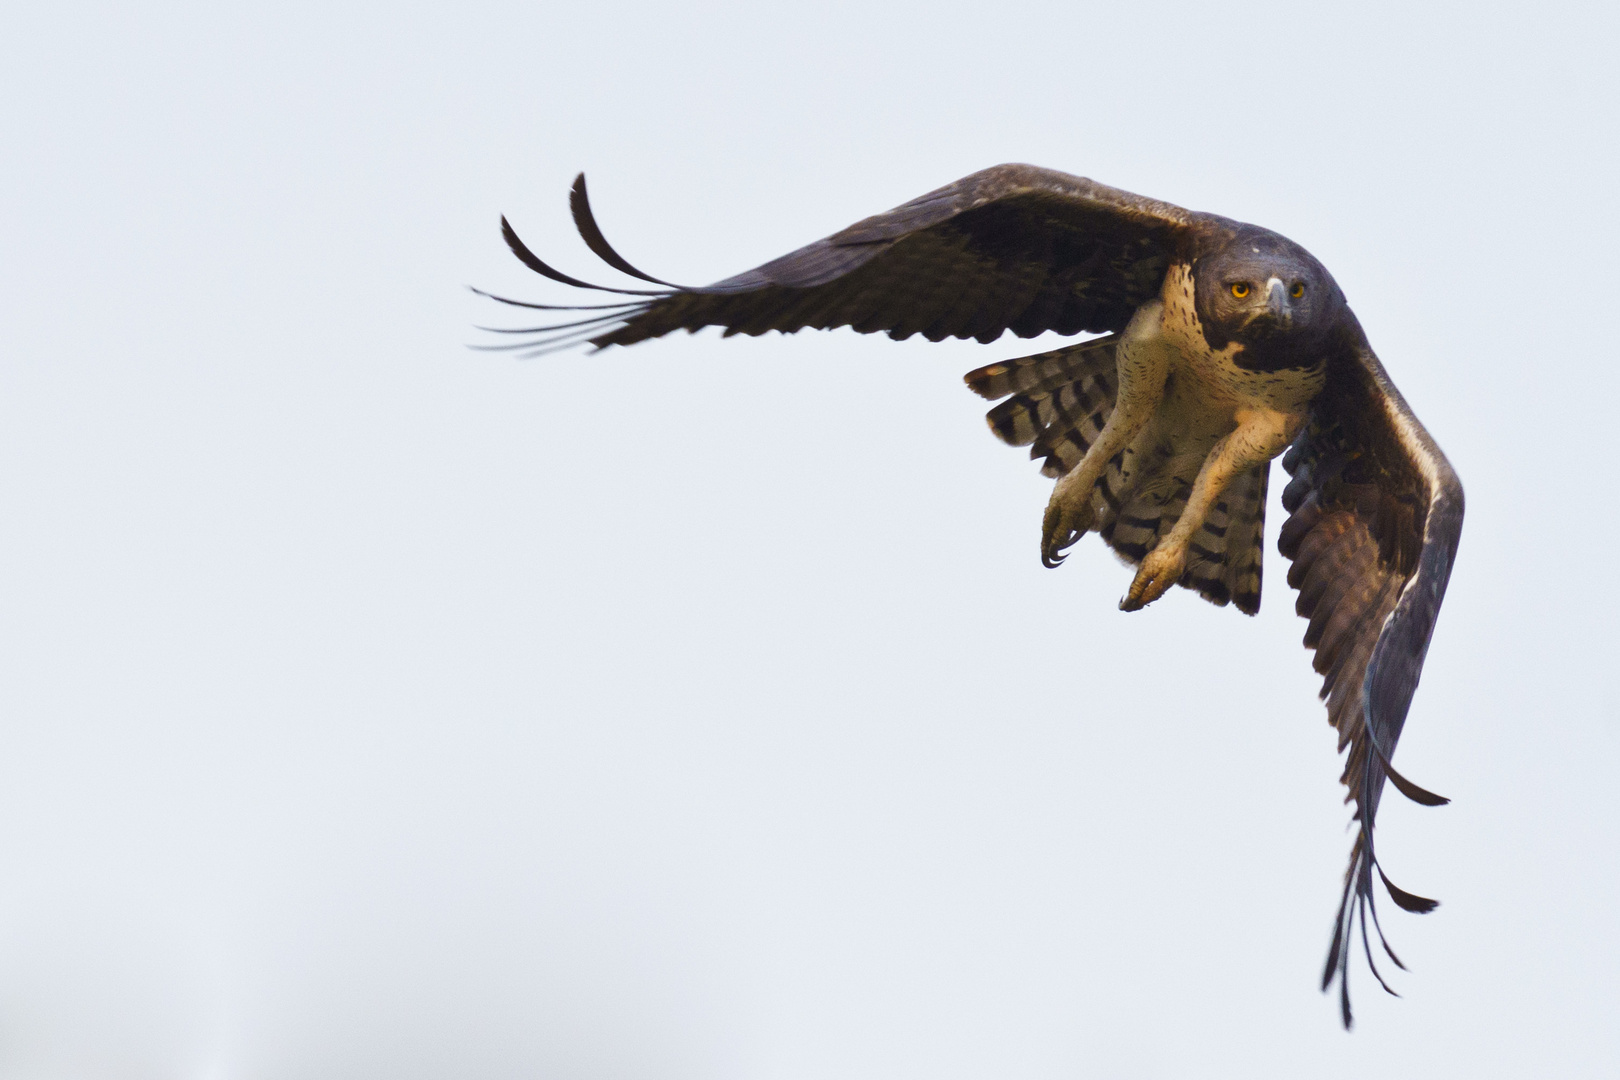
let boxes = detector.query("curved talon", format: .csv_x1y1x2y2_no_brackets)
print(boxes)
1041,493,1094,568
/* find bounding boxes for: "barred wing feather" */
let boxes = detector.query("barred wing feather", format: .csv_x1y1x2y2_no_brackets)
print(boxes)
482,165,1207,356
1277,319,1464,1027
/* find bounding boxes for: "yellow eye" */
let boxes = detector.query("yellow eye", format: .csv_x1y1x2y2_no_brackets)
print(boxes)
1230,283,1250,299
1290,283,1305,298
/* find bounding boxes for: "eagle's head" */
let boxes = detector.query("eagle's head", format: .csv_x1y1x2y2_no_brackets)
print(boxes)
1193,229,1346,370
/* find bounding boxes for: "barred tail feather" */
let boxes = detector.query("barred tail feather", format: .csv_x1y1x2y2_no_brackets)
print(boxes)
1096,455,1268,615
964,335,1118,400
968,337,1267,614
966,338,1120,478
1193,464,1267,614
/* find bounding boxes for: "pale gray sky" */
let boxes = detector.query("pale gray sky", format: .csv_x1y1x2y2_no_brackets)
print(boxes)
2,1,1617,1077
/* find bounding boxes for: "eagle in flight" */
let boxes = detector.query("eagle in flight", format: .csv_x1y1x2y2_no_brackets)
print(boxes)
480,164,1465,1027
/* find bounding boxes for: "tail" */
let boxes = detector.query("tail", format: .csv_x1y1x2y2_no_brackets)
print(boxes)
967,338,1267,614
1096,449,1267,614
965,336,1119,478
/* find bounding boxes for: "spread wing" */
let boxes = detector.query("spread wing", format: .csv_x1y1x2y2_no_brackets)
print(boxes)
1276,320,1465,1027
478,164,1215,354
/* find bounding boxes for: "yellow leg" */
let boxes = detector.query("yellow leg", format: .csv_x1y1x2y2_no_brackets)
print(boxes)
1120,406,1303,611
1042,302,1172,567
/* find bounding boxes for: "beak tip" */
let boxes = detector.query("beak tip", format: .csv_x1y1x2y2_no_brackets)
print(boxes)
1265,280,1290,325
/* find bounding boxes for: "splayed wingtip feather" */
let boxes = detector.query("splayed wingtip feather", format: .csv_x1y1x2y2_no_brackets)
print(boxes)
569,174,693,289
468,285,646,312
500,215,666,297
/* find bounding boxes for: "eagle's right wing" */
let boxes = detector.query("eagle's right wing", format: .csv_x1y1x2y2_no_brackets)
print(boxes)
479,165,1217,354
1277,318,1465,1027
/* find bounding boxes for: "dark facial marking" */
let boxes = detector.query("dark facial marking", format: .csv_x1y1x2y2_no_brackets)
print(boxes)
1192,229,1345,372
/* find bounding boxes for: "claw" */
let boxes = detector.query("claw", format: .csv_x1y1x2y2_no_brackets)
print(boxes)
1041,487,1095,568
1120,542,1186,611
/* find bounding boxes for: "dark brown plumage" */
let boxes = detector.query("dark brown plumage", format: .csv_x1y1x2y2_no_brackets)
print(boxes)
480,166,1197,353
481,164,1464,1026
1278,322,1464,1022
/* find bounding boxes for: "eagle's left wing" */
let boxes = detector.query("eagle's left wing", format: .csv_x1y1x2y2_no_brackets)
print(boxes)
1276,319,1465,1027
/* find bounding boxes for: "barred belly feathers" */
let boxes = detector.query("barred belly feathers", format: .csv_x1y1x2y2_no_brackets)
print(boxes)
965,333,1274,614
479,164,1464,1028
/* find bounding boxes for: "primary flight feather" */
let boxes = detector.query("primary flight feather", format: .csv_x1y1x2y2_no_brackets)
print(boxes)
482,164,1464,1027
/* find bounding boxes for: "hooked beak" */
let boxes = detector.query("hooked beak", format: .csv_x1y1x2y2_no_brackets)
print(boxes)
1265,278,1292,327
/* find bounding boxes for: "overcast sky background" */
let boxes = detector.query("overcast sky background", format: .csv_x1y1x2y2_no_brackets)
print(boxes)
2,2,1617,1077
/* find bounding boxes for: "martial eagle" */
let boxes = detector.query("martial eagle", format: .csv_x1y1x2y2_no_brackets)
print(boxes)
479,164,1464,1027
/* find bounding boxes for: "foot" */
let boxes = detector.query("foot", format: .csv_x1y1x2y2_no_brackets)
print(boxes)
1041,476,1097,568
1120,541,1187,611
